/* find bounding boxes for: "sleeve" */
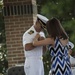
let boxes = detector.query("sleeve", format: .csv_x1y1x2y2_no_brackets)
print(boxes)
68,41,74,49
22,33,31,47
39,31,45,38
70,55,75,64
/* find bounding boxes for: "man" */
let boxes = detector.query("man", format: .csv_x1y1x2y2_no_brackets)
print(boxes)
22,14,48,75
68,41,74,55
68,41,75,75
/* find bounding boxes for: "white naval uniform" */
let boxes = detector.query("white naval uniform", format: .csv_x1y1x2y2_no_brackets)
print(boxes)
23,26,45,75
70,55,75,75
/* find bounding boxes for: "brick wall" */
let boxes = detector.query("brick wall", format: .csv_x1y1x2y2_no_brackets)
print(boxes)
3,0,37,67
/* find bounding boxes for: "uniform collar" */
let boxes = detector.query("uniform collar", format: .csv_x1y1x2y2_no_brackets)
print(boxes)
32,25,38,34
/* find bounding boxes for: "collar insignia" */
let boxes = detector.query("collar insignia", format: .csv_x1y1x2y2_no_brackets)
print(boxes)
28,30,34,35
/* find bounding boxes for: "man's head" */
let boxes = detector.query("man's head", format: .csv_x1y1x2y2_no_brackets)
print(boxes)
34,14,48,32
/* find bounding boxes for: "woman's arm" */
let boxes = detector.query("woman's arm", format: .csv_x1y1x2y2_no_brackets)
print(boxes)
33,37,54,46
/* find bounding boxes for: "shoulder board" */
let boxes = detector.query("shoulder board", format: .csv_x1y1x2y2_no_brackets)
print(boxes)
28,30,34,35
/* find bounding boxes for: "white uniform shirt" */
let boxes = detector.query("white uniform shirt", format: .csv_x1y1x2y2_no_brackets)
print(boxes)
23,26,45,58
70,55,75,64
70,55,75,75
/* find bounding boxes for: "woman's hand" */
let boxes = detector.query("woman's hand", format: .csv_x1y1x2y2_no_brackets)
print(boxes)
35,33,40,40
33,34,40,46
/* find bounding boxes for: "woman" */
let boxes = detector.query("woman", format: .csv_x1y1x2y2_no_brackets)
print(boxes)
33,18,72,75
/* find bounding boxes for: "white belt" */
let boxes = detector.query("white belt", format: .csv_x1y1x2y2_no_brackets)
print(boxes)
26,56,43,60
71,67,75,69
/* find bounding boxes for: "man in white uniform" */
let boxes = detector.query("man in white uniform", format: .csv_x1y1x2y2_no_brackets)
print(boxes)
23,14,48,75
68,42,75,75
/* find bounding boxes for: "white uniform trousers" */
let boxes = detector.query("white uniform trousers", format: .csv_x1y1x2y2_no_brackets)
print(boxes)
24,57,44,75
72,67,75,75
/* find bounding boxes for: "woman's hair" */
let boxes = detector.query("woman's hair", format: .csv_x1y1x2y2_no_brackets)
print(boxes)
46,17,69,40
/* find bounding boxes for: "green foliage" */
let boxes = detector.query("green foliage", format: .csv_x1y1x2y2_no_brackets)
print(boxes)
62,19,75,46
0,0,3,12
0,14,5,44
43,50,51,75
0,44,8,74
0,5,8,74
0,0,3,6
41,0,75,20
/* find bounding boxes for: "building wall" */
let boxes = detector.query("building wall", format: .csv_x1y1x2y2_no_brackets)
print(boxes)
3,0,37,67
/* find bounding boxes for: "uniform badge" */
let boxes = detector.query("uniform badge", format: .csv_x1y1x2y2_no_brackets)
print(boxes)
28,30,34,35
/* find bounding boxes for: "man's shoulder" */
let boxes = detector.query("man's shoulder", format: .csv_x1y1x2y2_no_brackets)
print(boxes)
23,26,34,36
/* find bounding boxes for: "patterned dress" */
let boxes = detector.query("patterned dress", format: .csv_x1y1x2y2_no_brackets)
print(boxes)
48,38,72,75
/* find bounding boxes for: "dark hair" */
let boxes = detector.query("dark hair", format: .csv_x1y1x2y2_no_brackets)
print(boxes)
46,17,69,40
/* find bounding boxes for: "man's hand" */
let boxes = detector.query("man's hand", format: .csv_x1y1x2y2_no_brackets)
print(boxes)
35,34,40,40
38,37,44,41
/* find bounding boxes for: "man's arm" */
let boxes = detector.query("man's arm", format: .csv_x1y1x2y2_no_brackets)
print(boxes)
23,33,36,51
25,43,35,51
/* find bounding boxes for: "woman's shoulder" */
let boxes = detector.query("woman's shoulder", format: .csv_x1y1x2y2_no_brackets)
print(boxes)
59,38,69,46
